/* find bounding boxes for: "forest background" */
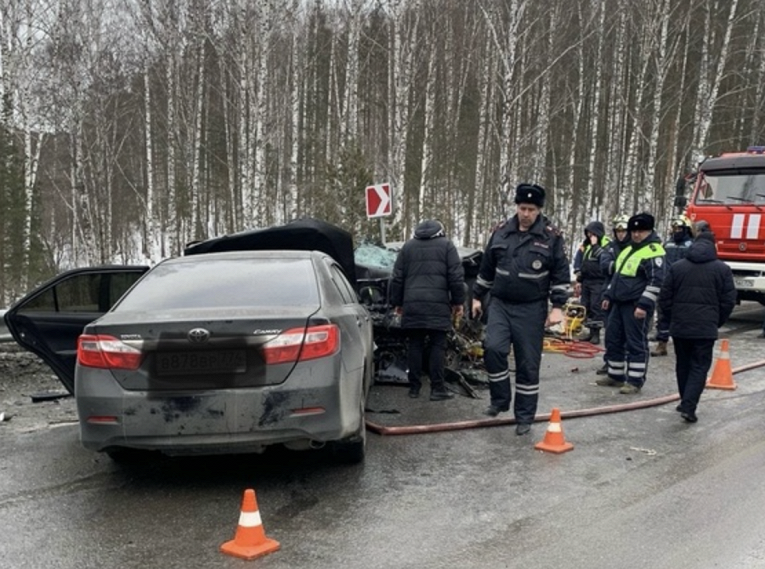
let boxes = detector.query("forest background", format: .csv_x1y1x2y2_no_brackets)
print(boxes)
1,0,764,305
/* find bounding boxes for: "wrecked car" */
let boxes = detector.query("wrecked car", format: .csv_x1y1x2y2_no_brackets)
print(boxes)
4,219,373,463
354,240,487,391
3,218,486,463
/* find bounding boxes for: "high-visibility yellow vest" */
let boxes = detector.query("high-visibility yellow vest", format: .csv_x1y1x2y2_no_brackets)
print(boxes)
583,235,611,261
615,243,665,276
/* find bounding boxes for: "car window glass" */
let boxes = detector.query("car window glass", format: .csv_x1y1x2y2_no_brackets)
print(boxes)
329,265,357,304
113,257,319,311
17,272,146,314
18,274,100,313
110,272,143,304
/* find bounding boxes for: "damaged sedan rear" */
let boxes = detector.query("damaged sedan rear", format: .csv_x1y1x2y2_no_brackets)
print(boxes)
5,248,373,464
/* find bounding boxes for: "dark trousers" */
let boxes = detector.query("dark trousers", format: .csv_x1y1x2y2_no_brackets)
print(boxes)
406,329,447,391
655,306,670,342
604,302,652,388
483,298,547,424
581,279,606,328
673,337,715,414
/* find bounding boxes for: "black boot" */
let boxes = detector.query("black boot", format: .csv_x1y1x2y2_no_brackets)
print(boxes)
590,328,601,345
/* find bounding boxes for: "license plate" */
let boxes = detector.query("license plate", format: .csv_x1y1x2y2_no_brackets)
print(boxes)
156,350,247,376
733,278,754,288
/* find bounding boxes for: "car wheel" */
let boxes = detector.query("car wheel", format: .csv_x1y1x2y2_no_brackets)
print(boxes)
330,401,367,465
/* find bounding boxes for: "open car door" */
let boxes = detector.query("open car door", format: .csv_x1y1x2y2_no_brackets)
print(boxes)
3,266,149,394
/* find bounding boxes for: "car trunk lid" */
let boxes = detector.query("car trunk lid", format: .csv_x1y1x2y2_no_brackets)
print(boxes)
81,307,324,390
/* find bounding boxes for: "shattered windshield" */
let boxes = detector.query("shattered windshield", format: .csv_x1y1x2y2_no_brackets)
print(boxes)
354,243,399,269
695,172,765,204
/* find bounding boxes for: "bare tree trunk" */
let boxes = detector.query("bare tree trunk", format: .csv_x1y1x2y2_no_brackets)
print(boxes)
751,11,765,144
388,0,419,237
564,5,583,229
585,0,607,220
254,0,272,226
191,38,205,238
417,31,436,222
143,65,161,262
642,0,676,215
607,3,628,215
693,0,740,155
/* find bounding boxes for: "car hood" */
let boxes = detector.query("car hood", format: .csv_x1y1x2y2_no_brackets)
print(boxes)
183,218,357,289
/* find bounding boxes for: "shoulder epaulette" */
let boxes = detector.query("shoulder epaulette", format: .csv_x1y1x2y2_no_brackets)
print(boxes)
492,220,507,232
545,224,562,236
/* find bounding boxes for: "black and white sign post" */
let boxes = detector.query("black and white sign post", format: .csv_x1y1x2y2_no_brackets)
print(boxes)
365,183,393,243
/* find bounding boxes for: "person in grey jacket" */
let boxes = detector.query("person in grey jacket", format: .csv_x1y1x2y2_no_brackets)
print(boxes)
390,220,465,401
658,231,736,423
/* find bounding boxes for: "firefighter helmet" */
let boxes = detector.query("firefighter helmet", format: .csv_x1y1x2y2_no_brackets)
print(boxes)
671,214,691,228
611,214,630,230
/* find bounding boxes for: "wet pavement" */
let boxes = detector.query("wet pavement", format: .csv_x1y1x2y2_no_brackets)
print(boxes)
1,302,765,569
366,300,765,434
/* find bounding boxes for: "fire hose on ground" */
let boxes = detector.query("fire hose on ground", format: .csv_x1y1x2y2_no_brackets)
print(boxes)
365,358,765,436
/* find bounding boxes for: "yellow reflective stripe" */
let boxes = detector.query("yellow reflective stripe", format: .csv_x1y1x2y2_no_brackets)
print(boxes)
615,244,665,276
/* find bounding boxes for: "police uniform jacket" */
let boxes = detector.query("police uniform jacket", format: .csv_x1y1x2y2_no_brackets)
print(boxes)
599,234,631,277
575,221,609,283
389,220,466,330
603,231,665,311
658,235,736,340
663,227,693,265
473,215,570,307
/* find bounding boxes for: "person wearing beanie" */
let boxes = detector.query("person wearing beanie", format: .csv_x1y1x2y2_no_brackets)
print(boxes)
471,183,571,435
658,230,736,422
390,220,466,401
598,211,666,394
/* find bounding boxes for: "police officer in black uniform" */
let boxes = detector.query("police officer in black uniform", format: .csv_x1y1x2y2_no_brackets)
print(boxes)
471,183,570,435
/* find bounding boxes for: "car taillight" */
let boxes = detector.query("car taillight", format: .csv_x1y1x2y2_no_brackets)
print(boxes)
261,324,340,365
77,334,143,370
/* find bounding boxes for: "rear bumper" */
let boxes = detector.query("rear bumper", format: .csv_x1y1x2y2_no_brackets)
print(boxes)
75,360,365,454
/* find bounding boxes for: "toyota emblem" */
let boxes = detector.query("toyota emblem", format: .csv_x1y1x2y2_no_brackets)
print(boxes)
739,242,747,251
188,328,211,343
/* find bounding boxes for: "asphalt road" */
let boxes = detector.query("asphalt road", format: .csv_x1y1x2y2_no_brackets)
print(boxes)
1,303,765,569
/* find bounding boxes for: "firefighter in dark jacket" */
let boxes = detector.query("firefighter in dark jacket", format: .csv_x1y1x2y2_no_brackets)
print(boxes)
599,214,631,277
470,183,570,435
390,220,466,401
573,221,610,344
651,214,694,357
598,212,665,394
658,231,736,422
594,214,631,375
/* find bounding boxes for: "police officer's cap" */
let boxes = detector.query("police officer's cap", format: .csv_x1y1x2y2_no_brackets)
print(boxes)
628,212,655,231
514,183,545,207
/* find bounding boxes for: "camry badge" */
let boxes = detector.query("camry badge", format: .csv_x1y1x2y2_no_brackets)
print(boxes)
188,328,211,343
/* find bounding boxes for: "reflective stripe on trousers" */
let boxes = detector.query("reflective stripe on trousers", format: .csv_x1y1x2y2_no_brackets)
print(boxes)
483,298,547,423
603,302,652,387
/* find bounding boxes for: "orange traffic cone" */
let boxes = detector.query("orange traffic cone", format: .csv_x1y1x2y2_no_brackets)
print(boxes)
220,489,280,560
534,408,574,454
706,339,736,390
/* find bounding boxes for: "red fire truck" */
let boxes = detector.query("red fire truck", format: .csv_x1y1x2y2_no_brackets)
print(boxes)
684,146,765,305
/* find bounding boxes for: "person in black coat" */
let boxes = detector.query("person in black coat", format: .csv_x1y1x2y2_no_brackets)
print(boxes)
390,220,465,401
658,231,736,423
573,220,609,344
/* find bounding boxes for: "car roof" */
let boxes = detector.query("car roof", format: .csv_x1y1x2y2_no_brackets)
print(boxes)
163,249,319,264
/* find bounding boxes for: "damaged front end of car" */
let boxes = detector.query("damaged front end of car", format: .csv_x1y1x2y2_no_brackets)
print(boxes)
354,242,488,397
